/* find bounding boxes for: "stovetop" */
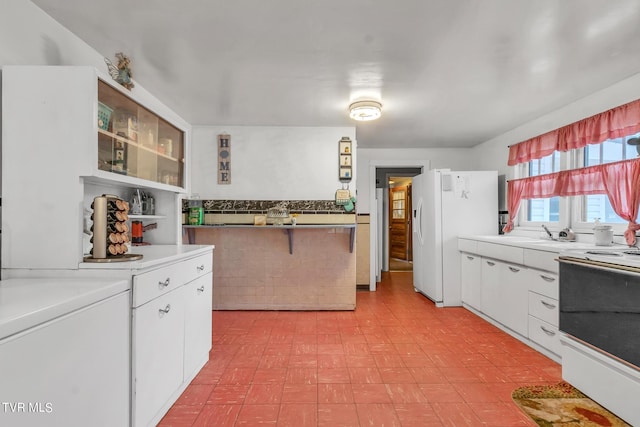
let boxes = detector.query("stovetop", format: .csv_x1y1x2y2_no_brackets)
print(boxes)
559,246,640,269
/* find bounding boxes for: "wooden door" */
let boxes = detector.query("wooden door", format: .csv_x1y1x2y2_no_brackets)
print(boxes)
389,186,410,260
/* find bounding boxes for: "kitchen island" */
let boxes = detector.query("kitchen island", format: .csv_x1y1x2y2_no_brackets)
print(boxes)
184,224,356,310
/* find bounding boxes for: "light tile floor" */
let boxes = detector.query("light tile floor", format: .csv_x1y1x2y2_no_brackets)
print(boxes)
159,272,560,426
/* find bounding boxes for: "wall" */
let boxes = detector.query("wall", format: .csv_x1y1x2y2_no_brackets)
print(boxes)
190,126,356,200
356,147,475,213
470,72,640,177
0,1,106,70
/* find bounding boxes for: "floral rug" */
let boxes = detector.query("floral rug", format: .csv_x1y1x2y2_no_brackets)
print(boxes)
512,382,631,426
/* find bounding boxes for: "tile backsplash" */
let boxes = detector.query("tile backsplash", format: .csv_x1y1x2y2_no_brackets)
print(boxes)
182,199,353,214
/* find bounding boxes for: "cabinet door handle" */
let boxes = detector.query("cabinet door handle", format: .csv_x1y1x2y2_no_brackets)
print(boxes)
197,264,205,272
158,278,171,287
508,266,520,273
540,274,556,282
197,286,205,293
486,261,495,266
466,256,474,261
159,304,171,314
540,325,556,336
541,300,556,310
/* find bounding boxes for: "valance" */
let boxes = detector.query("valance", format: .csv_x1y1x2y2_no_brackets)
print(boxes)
508,99,640,166
503,158,640,245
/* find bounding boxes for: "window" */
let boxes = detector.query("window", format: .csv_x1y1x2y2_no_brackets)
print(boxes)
391,190,406,219
581,133,640,224
526,152,561,222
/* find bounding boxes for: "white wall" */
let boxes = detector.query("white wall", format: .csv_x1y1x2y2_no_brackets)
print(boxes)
471,72,640,177
0,1,105,70
191,126,356,200
356,147,475,213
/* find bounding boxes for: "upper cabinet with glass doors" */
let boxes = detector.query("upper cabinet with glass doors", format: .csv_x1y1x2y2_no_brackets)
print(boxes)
97,80,184,188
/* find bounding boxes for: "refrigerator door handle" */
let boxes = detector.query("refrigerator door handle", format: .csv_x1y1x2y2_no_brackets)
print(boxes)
415,198,424,245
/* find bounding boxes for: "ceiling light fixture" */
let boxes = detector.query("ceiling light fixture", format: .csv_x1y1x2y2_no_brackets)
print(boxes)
349,100,382,121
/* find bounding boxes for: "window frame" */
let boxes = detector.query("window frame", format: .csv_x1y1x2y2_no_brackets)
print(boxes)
570,138,636,235
515,138,637,236
516,151,571,233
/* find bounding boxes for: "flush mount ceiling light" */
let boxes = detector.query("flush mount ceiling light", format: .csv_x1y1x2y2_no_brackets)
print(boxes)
349,100,382,121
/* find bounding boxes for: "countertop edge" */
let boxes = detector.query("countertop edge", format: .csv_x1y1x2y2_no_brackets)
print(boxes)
0,278,130,340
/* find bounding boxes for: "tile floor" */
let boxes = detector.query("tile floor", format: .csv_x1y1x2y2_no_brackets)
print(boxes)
159,272,561,426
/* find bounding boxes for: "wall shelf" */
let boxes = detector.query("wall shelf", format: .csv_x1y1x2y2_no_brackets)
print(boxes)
183,224,356,254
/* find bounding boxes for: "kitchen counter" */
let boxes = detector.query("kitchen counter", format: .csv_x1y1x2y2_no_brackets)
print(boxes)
184,226,356,310
183,224,355,253
0,277,129,339
79,244,214,270
459,234,628,252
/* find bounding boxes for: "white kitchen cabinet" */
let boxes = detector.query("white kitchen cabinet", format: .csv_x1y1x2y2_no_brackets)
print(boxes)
133,285,186,427
525,269,560,355
460,253,482,310
130,247,213,427
459,237,561,362
0,288,130,427
497,262,529,337
480,258,501,320
481,258,528,337
184,272,213,378
1,65,190,272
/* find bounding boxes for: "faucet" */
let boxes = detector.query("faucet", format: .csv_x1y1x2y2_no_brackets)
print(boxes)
541,224,555,240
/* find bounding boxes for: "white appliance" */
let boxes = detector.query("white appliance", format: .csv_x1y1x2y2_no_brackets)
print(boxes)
412,169,498,306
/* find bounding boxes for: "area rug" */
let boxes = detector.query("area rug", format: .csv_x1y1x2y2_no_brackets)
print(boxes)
512,382,631,426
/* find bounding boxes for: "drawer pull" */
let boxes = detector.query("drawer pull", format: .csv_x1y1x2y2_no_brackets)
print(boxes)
159,304,171,314
197,286,205,293
466,256,475,261
486,261,495,266
197,264,205,272
540,275,556,282
508,266,520,273
540,325,556,336
158,278,171,287
541,300,556,310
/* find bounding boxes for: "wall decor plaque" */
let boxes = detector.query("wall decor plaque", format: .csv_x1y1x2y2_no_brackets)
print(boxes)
218,134,231,184
338,137,352,182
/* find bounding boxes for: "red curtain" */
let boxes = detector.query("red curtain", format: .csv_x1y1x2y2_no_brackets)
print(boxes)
503,158,640,245
507,99,640,166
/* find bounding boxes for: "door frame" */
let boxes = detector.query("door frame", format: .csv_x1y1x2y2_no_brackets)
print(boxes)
388,183,411,262
369,160,430,291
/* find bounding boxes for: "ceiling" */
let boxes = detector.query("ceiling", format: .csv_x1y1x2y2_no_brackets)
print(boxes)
32,0,640,149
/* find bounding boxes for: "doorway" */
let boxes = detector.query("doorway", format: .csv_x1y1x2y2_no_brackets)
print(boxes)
373,167,422,279
368,160,429,291
389,177,413,271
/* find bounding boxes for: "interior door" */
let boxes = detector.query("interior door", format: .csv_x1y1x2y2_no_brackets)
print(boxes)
411,175,425,293
389,186,409,260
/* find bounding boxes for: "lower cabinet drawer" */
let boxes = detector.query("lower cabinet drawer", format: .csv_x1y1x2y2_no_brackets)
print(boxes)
528,315,561,355
528,291,558,327
133,252,213,307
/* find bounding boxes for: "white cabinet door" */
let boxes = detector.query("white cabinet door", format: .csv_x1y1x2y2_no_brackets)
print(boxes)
0,292,130,427
133,285,186,427
461,253,482,310
498,263,529,337
480,258,501,320
184,272,213,379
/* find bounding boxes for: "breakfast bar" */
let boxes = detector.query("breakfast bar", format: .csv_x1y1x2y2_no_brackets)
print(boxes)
184,223,356,311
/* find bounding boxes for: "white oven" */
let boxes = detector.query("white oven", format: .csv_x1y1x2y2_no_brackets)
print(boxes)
558,251,640,426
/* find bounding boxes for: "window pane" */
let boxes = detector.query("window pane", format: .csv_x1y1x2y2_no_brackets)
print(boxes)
528,197,560,222
582,133,639,224
583,195,626,224
527,152,560,222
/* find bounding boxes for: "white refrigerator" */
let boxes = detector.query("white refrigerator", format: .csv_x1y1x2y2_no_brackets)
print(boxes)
412,169,498,306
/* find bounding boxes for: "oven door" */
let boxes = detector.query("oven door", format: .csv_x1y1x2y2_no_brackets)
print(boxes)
559,257,640,368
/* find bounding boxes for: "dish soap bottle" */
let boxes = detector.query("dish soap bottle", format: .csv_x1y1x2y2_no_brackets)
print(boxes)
188,199,204,225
